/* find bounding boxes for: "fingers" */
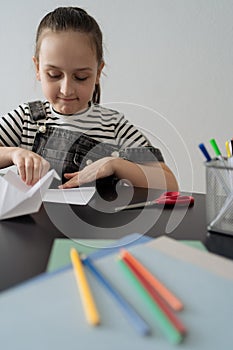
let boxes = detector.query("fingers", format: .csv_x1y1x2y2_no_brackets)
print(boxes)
23,157,39,185
12,149,50,186
59,172,78,188
60,158,115,189
60,170,91,189
63,172,78,179
21,159,49,185
59,176,79,189
40,158,50,178
17,160,27,183
26,157,50,185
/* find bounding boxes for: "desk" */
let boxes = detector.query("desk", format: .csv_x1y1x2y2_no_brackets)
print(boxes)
0,185,233,292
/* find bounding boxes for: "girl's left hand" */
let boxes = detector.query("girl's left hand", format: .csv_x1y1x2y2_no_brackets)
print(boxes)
59,157,117,189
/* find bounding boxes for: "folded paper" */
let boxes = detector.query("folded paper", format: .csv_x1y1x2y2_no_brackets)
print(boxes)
43,187,96,205
0,169,59,220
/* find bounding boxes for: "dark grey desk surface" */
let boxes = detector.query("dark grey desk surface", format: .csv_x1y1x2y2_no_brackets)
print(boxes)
0,185,233,292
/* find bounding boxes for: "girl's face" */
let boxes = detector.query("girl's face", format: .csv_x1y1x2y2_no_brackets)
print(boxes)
33,30,104,115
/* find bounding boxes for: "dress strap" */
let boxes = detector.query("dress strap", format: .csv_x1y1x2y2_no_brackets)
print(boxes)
28,100,47,121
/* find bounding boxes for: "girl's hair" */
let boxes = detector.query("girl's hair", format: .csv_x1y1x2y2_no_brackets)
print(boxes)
35,7,103,103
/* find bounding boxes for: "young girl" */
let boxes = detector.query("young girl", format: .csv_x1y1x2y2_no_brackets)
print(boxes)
0,7,178,190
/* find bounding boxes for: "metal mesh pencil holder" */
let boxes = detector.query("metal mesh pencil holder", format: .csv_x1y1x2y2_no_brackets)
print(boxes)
205,160,233,236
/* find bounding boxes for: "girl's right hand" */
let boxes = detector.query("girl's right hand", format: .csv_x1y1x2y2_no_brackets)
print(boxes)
11,148,50,186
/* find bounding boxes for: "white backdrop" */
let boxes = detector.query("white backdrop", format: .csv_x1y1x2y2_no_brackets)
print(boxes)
1,0,233,193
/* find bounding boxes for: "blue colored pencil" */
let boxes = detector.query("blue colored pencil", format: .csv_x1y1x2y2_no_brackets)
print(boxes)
83,257,150,336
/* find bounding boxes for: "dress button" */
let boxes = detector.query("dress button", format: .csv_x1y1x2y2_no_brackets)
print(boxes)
38,125,46,133
111,151,120,158
86,159,93,166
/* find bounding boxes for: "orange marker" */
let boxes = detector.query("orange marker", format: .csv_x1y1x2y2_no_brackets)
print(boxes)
120,249,183,311
121,254,186,335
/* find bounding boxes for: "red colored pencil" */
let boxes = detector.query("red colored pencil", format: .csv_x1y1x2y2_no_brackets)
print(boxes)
120,249,183,311
120,251,186,335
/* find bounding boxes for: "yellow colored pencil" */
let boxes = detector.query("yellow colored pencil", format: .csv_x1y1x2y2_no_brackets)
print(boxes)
70,248,100,326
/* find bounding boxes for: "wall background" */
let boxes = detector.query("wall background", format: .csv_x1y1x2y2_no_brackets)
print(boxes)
1,0,232,193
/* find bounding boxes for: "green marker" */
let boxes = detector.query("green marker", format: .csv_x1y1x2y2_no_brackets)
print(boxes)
117,258,183,344
209,138,230,194
209,138,222,158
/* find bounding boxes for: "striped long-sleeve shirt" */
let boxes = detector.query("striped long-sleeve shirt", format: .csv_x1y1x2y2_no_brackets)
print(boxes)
0,101,151,151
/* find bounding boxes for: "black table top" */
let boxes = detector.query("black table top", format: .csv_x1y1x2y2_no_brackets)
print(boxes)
0,185,233,292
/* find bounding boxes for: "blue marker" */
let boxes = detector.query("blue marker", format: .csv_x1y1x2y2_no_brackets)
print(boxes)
83,257,150,336
198,143,211,162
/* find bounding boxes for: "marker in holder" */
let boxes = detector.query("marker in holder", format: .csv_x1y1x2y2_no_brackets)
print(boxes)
205,160,233,236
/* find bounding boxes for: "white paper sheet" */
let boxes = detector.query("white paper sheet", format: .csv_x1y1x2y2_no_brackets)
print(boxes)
42,187,95,205
0,169,59,220
147,236,233,280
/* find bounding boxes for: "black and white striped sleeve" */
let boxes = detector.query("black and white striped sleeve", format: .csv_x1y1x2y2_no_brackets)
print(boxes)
0,106,24,147
115,114,151,148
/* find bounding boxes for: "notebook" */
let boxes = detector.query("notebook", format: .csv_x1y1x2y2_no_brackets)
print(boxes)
47,233,152,272
149,236,233,280
47,236,206,273
46,239,115,272
0,240,232,349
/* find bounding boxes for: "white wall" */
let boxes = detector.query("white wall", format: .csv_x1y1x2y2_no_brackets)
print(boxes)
1,0,233,193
